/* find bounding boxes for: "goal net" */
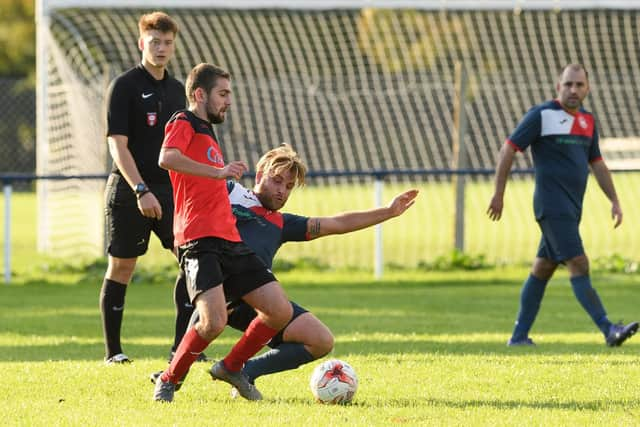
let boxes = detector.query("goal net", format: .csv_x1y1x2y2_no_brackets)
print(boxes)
37,0,640,268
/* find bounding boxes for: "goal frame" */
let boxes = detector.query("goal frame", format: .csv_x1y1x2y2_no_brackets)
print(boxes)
34,0,640,264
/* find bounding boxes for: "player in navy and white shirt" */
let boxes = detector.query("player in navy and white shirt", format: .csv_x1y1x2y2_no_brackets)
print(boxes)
508,99,601,222
488,64,638,347
227,180,309,268
162,144,418,391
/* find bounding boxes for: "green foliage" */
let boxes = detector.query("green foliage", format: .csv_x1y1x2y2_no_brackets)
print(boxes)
0,0,36,80
273,257,332,272
0,0,36,174
416,249,494,271
592,254,639,274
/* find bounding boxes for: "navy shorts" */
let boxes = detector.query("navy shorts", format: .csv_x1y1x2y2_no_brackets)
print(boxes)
178,237,276,304
536,217,585,262
105,173,174,257
227,301,308,348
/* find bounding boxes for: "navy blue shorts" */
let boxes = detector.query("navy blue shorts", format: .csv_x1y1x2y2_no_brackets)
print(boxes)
536,217,585,262
227,301,308,348
178,237,276,304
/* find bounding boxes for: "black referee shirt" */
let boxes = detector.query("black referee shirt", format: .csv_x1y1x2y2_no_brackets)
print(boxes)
106,64,186,185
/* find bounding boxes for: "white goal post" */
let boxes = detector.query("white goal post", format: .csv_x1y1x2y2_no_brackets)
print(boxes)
35,0,640,269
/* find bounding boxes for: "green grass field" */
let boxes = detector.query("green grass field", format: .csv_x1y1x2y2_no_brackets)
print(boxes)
1,185,640,426
2,267,640,426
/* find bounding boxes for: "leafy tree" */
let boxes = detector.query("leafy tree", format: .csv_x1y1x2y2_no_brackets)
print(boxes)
0,0,36,81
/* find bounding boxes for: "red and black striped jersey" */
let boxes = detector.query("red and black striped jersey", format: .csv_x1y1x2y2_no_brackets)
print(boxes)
162,109,241,246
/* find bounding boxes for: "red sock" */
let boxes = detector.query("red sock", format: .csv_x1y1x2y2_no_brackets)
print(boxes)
161,328,209,384
223,318,279,372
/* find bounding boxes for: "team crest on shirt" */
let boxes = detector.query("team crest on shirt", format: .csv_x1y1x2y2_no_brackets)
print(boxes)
578,116,588,129
146,112,158,127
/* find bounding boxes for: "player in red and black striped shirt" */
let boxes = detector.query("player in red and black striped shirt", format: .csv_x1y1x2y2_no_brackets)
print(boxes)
153,63,293,403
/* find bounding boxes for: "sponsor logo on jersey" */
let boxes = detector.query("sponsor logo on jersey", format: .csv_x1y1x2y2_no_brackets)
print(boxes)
554,136,590,146
142,92,153,99
147,112,158,127
206,146,223,165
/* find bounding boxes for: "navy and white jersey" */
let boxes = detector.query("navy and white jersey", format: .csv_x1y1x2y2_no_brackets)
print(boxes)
228,181,309,267
507,100,602,220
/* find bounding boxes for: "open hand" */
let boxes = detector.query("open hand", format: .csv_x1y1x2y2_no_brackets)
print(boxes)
388,189,419,216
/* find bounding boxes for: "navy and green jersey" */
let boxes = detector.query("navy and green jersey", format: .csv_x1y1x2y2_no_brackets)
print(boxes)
507,100,602,220
227,181,309,267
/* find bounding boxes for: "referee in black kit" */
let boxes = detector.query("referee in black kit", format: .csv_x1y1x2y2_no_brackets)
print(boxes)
100,11,186,364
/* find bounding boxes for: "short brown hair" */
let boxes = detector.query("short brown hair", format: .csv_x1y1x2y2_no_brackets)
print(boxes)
138,11,179,36
185,63,231,104
256,144,307,187
559,63,589,81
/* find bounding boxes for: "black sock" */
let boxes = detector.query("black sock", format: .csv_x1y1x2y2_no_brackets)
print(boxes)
99,278,127,359
172,271,194,353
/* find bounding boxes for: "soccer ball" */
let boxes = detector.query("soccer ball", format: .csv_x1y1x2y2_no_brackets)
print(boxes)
309,359,358,404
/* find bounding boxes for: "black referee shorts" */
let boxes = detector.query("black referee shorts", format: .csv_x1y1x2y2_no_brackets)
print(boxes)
178,237,277,305
104,173,174,258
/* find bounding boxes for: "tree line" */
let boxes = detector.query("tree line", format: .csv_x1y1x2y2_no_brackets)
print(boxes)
0,0,36,81
0,0,35,175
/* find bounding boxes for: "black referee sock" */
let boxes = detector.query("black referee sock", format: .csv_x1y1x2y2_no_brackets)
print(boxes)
100,278,127,359
172,271,194,353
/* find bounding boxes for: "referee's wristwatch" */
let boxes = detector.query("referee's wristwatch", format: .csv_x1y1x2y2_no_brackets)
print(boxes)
134,182,150,199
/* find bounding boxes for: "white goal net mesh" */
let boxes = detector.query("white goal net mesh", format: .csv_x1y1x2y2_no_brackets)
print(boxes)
39,5,640,268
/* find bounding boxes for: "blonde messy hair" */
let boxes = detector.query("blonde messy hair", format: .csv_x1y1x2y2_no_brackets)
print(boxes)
256,144,307,187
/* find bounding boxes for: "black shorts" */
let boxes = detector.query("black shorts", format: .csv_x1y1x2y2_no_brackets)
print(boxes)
105,173,174,257
228,301,308,348
178,237,277,304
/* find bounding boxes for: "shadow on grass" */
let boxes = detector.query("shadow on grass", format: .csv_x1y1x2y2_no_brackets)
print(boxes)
1,273,637,362
2,336,638,362
359,396,640,411
234,395,640,412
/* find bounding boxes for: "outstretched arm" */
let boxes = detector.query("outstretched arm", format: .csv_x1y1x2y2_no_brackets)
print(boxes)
590,159,622,228
487,142,517,221
306,189,418,239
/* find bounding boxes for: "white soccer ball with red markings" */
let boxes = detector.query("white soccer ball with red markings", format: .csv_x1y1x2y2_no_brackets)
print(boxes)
309,359,358,404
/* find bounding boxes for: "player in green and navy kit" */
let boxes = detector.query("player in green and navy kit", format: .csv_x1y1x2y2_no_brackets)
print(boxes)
155,144,418,393
488,63,638,347
224,147,417,390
